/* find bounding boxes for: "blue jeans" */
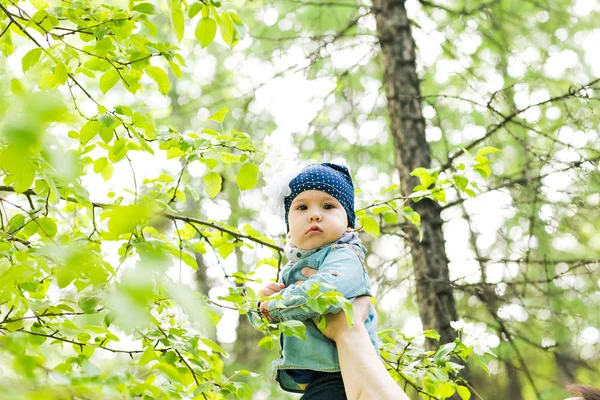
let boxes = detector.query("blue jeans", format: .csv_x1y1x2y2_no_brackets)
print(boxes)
300,372,347,400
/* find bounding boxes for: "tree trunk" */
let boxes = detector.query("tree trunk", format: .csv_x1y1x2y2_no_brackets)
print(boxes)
373,0,459,349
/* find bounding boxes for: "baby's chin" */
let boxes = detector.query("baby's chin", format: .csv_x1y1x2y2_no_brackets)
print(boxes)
304,237,343,250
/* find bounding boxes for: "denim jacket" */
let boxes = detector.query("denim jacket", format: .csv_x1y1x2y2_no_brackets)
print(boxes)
249,243,379,393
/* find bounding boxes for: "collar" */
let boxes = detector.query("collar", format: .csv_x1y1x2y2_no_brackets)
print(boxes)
283,231,361,263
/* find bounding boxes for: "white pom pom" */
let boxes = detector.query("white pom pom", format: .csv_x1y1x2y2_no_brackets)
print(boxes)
263,165,303,218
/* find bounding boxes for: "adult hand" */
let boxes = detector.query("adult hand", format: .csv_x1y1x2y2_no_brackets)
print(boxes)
321,296,371,342
296,268,371,342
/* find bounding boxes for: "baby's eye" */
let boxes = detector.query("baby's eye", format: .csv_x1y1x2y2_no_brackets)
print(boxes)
296,205,307,210
323,204,335,209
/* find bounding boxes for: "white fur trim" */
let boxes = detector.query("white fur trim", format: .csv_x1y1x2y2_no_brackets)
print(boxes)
263,165,303,218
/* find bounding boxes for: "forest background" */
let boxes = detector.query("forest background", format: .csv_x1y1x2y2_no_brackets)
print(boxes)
0,0,599,399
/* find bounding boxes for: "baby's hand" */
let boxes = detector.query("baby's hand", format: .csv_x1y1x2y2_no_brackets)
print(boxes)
259,300,273,321
259,282,285,298
258,282,285,321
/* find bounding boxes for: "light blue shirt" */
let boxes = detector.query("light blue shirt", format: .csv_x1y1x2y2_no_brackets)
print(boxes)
249,242,379,393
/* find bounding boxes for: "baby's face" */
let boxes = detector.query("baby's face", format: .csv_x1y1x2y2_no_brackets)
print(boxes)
287,190,349,250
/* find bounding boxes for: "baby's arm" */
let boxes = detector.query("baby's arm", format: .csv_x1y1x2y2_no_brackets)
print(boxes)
266,247,369,323
248,282,285,328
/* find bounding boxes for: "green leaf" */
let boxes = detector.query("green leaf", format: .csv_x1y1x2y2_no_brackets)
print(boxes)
22,48,42,72
371,205,389,215
78,296,99,313
257,336,273,349
236,163,258,191
382,212,398,224
104,203,156,236
37,217,57,238
360,215,380,237
208,108,229,124
460,146,471,159
424,329,441,341
54,63,68,84
476,146,500,157
80,121,101,145
12,164,35,194
410,167,437,189
195,18,217,48
77,332,91,342
170,4,185,42
93,157,107,173
204,172,222,199
10,78,25,95
21,219,39,237
169,61,182,78
164,350,177,364
453,175,469,191
99,125,113,143
30,0,48,10
188,3,203,18
139,346,158,366
221,153,240,163
38,73,58,90
216,242,234,259
439,382,456,399
474,164,491,178
402,207,421,227
7,215,26,233
280,320,306,340
146,66,170,95
100,70,120,94
218,11,235,47
99,114,116,128
200,338,227,354
380,184,398,194
431,188,446,203
434,342,456,365
115,105,132,116
202,128,220,136
151,363,185,384
133,2,156,14
201,158,218,169
472,353,490,375
474,155,490,165
457,385,471,400
101,161,114,181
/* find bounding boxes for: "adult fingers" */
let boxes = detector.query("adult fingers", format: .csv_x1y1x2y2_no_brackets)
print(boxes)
301,267,318,278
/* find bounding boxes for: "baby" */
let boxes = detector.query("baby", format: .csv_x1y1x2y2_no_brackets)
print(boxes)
249,162,378,399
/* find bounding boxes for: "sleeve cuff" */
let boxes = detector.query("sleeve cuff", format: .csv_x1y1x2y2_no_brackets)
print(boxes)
267,301,283,322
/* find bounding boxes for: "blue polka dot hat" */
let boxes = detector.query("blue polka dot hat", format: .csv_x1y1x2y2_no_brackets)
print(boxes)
284,162,355,231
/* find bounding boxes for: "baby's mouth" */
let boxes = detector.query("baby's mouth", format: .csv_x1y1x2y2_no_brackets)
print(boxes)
307,226,323,234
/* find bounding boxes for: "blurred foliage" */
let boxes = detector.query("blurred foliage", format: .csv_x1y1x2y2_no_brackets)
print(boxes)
0,0,496,399
1,0,599,399
175,0,599,399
